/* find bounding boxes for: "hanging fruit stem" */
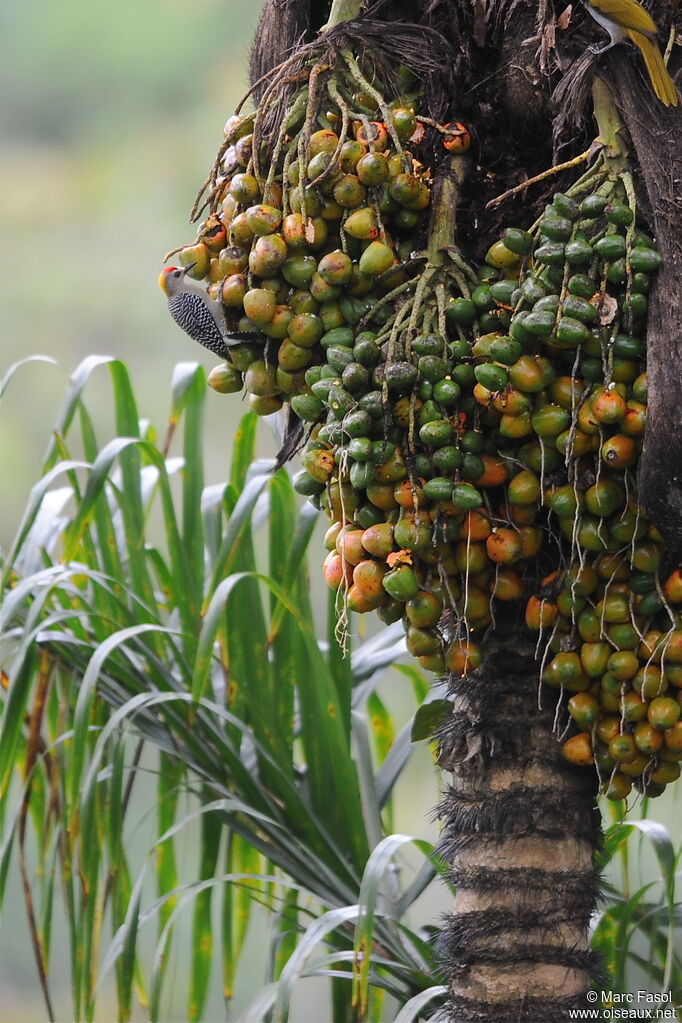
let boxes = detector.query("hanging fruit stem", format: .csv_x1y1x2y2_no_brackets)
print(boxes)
323,0,363,30
591,75,630,171
486,147,593,209
427,154,469,267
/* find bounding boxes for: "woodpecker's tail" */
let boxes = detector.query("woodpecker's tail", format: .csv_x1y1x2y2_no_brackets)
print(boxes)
272,405,306,471
631,31,679,106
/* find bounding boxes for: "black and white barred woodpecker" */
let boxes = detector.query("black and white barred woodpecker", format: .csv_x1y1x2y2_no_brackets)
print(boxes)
158,263,257,358
158,262,305,466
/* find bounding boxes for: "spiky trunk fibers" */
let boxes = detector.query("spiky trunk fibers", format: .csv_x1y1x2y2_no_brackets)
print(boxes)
436,622,602,1022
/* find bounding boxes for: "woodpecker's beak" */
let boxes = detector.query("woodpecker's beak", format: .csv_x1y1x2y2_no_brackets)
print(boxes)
182,262,198,274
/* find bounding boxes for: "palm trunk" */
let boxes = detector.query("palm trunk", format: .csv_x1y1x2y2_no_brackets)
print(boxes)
437,622,602,1021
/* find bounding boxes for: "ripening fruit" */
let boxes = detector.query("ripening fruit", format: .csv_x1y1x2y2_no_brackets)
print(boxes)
663,630,682,663
445,639,482,675
649,761,681,785
490,568,524,601
543,652,590,691
356,151,390,185
207,364,243,394
229,173,260,205
621,691,648,722
323,551,353,590
633,665,667,700
507,470,541,505
346,583,382,613
458,510,492,541
317,250,353,285
607,650,639,680
664,721,682,754
245,204,282,236
343,207,381,240
647,696,681,730
638,630,666,663
662,571,682,604
454,541,488,574
562,733,594,766
525,595,558,630
361,522,395,558
477,455,509,487
417,650,446,673
406,591,443,628
590,385,626,424
601,434,637,468
568,692,600,730
249,234,288,276
359,241,395,276
336,529,366,566
608,733,638,764
518,526,543,559
382,564,420,601
242,288,276,325
602,773,632,800
486,528,523,565
406,625,440,657
352,559,388,603
580,642,611,678
244,360,280,398
618,753,650,777
308,129,340,156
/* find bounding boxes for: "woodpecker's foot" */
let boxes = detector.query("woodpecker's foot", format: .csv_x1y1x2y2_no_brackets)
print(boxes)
588,42,612,56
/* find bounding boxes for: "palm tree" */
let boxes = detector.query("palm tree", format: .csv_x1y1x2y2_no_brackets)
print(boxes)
245,0,682,1018
2,0,681,1020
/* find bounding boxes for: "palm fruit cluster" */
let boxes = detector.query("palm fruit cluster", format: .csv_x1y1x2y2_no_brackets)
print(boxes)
292,168,682,800
165,35,680,801
169,50,470,415
506,185,682,801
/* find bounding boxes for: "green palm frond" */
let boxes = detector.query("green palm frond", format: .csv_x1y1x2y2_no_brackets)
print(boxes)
0,357,444,1022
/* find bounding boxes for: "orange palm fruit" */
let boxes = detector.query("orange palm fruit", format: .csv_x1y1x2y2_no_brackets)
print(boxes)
562,733,594,766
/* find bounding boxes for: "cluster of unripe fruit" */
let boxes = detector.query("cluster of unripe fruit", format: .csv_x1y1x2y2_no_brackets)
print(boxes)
171,52,680,800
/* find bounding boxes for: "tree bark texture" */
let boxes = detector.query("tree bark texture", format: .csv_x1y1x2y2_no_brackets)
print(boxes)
437,623,602,1021
608,53,682,566
553,0,682,565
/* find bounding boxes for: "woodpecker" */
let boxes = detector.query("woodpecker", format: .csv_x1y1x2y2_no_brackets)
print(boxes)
159,262,304,467
159,263,259,358
582,0,678,106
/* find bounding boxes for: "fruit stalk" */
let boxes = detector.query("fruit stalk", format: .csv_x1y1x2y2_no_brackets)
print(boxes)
322,0,364,31
427,154,469,267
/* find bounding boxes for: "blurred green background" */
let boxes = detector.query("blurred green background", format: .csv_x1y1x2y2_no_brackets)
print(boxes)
0,0,272,552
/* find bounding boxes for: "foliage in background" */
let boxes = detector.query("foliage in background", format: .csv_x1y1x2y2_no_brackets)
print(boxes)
0,359,679,1021
0,0,268,552
0,358,444,1022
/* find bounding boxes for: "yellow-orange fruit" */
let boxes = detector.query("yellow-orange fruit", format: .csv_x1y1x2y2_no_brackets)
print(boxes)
352,559,387,603
525,595,558,630
486,528,523,565
458,511,492,541
445,639,482,675
323,551,352,590
336,529,367,566
562,733,594,766
490,568,523,601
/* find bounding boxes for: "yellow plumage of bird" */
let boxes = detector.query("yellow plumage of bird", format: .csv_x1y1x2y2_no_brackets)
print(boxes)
583,0,679,106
